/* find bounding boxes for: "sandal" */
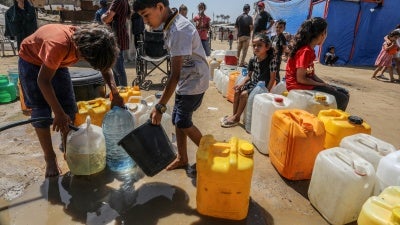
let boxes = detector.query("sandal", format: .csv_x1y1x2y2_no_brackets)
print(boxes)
221,120,239,128
220,115,229,124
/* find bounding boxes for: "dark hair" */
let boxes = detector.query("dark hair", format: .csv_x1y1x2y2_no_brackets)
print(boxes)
388,30,400,38
198,2,206,10
328,45,335,51
100,0,107,7
276,19,286,27
253,33,271,46
179,4,187,12
72,24,119,72
133,0,169,12
289,17,327,58
243,4,250,11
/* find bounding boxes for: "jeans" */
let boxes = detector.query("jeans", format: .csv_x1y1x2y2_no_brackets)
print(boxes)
313,85,350,111
113,50,127,86
201,39,210,56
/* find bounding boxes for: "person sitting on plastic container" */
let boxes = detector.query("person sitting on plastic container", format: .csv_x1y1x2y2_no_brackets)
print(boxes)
220,33,276,128
285,17,349,111
18,23,125,177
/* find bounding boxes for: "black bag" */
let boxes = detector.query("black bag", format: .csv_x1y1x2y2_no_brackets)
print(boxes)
143,30,168,58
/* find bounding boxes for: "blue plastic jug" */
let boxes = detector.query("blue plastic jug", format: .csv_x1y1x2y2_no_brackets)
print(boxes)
102,106,135,173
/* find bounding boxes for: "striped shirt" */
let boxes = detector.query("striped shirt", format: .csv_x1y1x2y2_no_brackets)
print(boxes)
109,0,130,50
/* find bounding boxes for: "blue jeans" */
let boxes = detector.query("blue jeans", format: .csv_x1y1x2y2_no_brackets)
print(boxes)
201,39,210,56
113,51,127,86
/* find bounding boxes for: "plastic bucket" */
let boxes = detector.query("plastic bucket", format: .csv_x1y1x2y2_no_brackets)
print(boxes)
70,68,106,101
118,120,176,177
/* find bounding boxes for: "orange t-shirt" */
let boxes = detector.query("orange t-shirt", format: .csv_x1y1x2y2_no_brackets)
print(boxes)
19,24,79,70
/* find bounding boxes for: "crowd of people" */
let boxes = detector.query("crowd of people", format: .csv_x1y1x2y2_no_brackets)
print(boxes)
2,0,399,177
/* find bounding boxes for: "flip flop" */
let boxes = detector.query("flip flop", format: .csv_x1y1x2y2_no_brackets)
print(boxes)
221,120,239,128
220,115,229,124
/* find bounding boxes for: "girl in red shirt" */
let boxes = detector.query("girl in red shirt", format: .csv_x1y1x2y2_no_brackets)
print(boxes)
285,17,349,111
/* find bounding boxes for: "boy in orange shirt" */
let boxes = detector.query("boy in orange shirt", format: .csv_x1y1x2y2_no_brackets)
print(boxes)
18,23,124,177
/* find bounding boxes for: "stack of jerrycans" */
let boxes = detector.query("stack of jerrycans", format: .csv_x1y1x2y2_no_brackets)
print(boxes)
318,109,371,148
196,135,254,220
268,109,325,180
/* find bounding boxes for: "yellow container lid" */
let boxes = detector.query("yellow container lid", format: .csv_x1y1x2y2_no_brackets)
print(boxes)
392,208,400,224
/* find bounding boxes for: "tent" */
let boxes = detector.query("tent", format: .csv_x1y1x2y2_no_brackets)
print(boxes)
262,0,400,66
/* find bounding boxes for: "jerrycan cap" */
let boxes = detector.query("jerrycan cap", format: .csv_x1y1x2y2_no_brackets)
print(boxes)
348,115,363,125
239,142,254,155
353,160,368,176
314,94,326,101
274,97,284,103
391,208,400,223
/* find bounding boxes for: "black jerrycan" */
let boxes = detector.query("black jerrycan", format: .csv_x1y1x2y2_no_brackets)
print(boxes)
118,120,176,177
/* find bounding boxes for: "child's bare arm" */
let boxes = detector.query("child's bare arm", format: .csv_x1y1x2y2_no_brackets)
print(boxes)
101,68,124,107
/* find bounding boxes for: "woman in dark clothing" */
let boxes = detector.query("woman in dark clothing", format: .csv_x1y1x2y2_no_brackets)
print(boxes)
5,0,38,50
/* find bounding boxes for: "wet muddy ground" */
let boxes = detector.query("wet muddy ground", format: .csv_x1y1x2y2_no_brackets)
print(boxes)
1,40,399,225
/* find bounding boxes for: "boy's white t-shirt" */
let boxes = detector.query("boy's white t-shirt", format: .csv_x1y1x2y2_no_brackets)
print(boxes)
164,14,210,95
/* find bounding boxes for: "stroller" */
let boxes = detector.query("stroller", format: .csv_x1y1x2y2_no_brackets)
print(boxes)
133,30,171,90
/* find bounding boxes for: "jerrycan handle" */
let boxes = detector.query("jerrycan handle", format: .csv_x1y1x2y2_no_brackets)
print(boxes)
335,151,367,176
288,111,313,132
127,96,142,103
144,95,157,107
357,137,392,156
85,116,92,133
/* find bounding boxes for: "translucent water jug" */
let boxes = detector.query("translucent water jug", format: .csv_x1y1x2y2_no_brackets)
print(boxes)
102,106,135,173
308,147,375,225
125,96,149,128
340,133,396,170
251,93,292,154
7,68,19,97
269,109,326,180
245,82,268,133
287,90,337,115
196,135,254,220
374,151,400,195
220,69,230,97
270,77,287,96
358,186,400,225
66,117,106,175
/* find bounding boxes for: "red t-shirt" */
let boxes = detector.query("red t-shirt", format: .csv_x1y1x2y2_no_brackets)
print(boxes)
19,24,79,70
285,45,316,91
193,14,211,40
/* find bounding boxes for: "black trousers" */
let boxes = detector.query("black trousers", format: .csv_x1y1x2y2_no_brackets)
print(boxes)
313,85,350,111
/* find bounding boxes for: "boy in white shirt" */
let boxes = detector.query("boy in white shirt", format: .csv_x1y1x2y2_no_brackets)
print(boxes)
133,0,209,171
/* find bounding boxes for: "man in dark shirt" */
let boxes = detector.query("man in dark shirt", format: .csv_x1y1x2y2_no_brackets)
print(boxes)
270,19,287,82
235,4,253,67
253,1,274,36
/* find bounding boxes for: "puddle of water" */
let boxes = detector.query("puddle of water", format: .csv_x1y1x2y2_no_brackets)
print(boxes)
0,167,273,225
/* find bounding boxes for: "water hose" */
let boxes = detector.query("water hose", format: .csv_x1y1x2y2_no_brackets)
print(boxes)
0,117,79,132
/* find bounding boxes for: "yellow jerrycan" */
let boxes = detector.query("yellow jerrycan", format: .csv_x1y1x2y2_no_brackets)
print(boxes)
196,135,254,220
358,186,400,225
74,98,111,127
116,86,141,103
318,109,371,148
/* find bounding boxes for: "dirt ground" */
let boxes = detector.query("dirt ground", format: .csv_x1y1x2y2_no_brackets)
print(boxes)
0,39,399,225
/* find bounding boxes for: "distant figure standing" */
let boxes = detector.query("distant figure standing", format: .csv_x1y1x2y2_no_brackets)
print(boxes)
253,1,274,36
324,46,339,66
179,4,188,18
193,2,211,56
95,0,108,24
270,19,287,82
5,0,37,51
101,0,131,86
131,10,144,49
235,4,253,67
228,30,233,50
371,30,400,82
